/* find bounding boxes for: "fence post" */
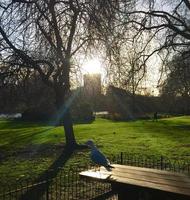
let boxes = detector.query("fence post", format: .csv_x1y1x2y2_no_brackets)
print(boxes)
46,172,49,200
161,156,164,170
120,152,123,165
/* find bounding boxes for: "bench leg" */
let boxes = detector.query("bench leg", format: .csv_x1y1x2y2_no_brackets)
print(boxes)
111,183,139,200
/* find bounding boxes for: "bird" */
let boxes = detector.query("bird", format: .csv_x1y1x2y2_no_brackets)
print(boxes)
85,140,114,171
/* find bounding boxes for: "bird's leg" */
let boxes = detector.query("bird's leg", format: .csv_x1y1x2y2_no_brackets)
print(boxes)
94,165,98,172
98,165,101,178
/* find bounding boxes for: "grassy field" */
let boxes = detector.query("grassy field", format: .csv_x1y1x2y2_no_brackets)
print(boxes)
0,116,190,183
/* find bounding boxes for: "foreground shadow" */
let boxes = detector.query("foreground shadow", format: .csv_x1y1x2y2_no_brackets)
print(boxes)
19,147,74,200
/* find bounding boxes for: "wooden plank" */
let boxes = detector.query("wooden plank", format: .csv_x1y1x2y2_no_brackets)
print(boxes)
80,169,190,195
99,166,190,187
100,169,190,189
112,164,189,177
107,168,190,184
79,165,190,197
104,166,189,180
109,175,190,196
80,172,190,196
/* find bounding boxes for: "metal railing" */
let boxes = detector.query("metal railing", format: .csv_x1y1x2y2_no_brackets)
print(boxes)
111,152,190,174
0,152,189,200
0,165,115,200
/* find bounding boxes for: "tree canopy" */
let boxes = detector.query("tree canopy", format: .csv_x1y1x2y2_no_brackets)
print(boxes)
0,0,134,148
161,50,190,98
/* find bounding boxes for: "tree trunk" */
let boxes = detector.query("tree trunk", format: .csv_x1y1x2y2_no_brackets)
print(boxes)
62,110,77,148
54,86,77,149
132,88,136,114
183,93,190,115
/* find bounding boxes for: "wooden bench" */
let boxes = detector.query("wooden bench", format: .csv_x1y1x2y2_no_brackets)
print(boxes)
79,164,190,200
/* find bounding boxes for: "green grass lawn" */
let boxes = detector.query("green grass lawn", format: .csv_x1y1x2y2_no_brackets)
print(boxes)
0,116,190,184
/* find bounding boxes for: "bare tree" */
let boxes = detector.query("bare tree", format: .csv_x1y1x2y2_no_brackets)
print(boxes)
122,0,190,62
104,27,149,107
0,0,124,149
161,50,190,113
102,0,190,98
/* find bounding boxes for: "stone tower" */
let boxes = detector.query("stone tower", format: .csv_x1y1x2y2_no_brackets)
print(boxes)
83,74,101,97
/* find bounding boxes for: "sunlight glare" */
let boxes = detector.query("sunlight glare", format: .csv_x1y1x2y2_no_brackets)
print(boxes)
82,58,102,74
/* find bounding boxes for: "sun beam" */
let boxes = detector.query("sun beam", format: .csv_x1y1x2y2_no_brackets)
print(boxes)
82,58,102,74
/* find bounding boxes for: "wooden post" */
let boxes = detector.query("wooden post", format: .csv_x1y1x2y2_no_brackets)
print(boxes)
120,152,123,165
111,183,139,200
161,156,164,170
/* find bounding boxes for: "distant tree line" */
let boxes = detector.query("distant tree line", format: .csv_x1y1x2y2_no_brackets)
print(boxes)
160,50,190,115
0,72,95,123
106,85,190,121
1,74,189,123
1,48,190,121
106,48,190,120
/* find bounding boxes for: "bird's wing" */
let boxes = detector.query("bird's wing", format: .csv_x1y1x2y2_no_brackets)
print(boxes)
91,149,110,167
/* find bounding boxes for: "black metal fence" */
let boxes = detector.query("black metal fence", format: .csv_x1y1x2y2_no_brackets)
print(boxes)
0,165,114,200
111,152,190,174
0,153,190,200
